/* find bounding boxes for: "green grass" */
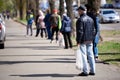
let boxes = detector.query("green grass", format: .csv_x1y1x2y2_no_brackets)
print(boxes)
98,41,120,66
98,41,120,53
17,18,27,25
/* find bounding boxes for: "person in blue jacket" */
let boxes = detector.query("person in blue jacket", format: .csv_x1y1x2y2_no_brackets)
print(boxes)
93,14,100,61
60,14,73,49
26,10,34,36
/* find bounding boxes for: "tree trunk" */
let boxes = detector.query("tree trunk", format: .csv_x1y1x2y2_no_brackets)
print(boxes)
49,0,55,13
35,0,39,14
59,0,65,17
19,0,23,20
35,0,39,21
87,0,101,12
65,0,75,36
76,0,80,7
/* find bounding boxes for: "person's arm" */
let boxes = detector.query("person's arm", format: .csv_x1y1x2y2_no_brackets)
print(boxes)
58,15,62,30
76,19,84,45
95,17,100,34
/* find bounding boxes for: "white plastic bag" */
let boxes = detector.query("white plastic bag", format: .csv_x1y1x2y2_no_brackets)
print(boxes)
75,48,83,70
58,32,64,47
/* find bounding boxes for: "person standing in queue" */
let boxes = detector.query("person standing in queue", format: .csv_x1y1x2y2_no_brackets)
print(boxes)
76,5,96,76
49,9,61,43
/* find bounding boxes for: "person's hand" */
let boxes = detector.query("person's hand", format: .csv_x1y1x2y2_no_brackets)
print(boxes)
100,35,103,41
77,43,80,47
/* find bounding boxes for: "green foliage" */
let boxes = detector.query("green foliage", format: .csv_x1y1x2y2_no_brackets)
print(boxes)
106,0,112,3
0,0,5,12
0,0,14,12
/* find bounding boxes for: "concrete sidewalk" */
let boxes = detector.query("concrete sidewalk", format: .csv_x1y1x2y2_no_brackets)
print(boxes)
0,19,120,80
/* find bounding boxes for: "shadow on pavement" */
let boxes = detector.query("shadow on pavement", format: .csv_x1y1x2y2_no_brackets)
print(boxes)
10,73,76,77
0,60,75,65
5,46,60,50
103,58,120,62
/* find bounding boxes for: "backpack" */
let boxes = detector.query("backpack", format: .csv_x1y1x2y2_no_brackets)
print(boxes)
50,14,59,27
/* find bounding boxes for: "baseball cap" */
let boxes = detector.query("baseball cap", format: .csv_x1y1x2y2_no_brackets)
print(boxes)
77,5,86,11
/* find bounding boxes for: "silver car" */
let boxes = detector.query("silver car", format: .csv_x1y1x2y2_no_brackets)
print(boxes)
0,14,5,49
99,9,120,23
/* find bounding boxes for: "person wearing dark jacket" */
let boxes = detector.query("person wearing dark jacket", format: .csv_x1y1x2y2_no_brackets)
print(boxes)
44,9,52,39
60,14,73,49
85,4,103,61
76,5,95,76
49,9,62,43
35,14,40,37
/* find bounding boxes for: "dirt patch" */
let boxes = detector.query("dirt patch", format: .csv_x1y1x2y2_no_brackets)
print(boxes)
100,30,120,42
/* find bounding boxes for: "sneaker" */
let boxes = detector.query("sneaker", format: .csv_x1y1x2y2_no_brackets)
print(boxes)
89,72,95,76
64,47,68,49
95,57,101,63
50,40,52,43
77,72,88,76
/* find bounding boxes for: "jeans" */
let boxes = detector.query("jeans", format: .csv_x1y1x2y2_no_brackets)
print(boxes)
46,25,52,39
27,24,33,36
93,42,98,58
93,33,99,58
79,43,95,74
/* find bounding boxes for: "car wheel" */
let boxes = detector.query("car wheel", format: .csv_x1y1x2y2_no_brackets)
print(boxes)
0,43,5,49
117,21,120,23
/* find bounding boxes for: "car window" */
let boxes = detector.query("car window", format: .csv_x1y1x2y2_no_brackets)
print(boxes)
103,10,115,14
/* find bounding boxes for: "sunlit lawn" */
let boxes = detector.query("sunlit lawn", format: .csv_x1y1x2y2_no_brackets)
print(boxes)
98,30,120,66
98,41,120,66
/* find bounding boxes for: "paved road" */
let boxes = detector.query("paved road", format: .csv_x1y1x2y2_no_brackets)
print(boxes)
100,23,120,30
0,19,120,80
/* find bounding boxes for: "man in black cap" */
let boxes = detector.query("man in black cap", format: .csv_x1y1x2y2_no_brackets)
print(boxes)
76,5,96,76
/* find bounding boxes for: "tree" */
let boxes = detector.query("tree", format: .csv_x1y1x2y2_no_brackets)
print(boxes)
35,0,39,14
65,0,75,36
59,0,65,17
0,0,6,12
87,0,101,12
0,0,13,12
49,0,55,13
15,0,26,20
19,0,23,20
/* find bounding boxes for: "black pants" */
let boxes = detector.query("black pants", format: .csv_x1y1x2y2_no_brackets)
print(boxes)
51,27,59,41
62,32,72,48
41,28,47,38
35,24,41,37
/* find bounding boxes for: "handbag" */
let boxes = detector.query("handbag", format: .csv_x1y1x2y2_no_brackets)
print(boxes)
75,47,83,70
